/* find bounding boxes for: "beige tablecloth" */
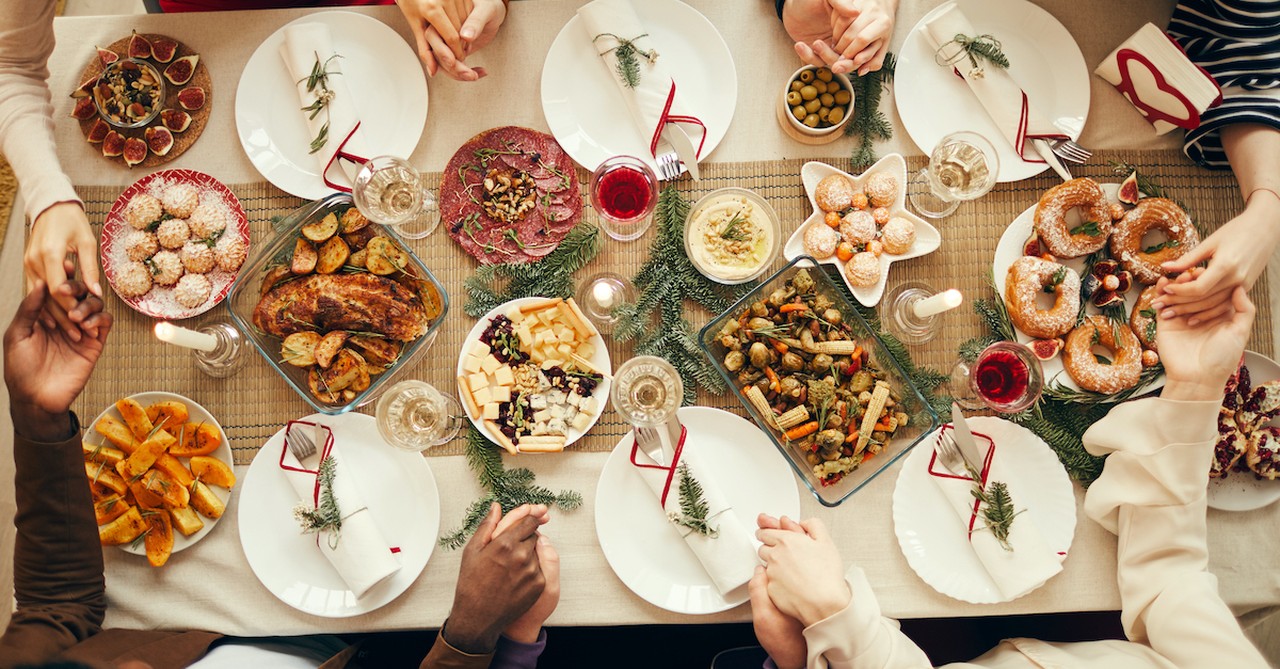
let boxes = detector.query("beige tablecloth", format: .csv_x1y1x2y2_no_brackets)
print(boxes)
14,0,1277,637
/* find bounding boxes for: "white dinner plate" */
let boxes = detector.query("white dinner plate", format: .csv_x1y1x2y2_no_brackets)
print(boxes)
781,155,941,307
991,182,1165,396
456,297,611,450
595,407,800,614
892,417,1076,604
238,412,439,617
539,0,736,174
895,0,1089,182
86,391,234,557
235,11,429,200
1209,351,1280,512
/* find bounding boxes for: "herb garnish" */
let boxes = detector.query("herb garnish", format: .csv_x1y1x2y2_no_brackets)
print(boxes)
298,53,342,155
952,34,1010,74
1069,221,1102,237
1143,239,1180,254
1044,266,1066,293
969,467,1021,551
592,33,657,88
719,212,750,243
292,456,347,549
668,463,719,538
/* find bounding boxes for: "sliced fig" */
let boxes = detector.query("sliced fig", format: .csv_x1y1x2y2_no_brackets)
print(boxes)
151,36,178,63
163,55,198,86
102,130,125,158
1081,273,1100,299
160,108,191,133
1092,289,1124,309
1030,338,1064,361
128,31,153,60
71,74,96,98
177,86,205,111
1118,171,1140,206
71,97,96,120
122,136,148,167
1114,270,1133,294
145,126,174,157
1022,233,1043,258
97,47,119,67
1090,259,1119,280
86,118,111,144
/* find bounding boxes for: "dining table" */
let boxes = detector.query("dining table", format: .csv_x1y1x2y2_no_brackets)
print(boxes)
22,0,1280,640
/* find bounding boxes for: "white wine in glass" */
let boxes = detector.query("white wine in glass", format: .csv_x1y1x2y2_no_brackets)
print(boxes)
352,155,440,239
909,131,1000,219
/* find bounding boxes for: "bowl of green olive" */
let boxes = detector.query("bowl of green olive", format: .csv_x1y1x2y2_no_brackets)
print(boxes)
783,66,854,136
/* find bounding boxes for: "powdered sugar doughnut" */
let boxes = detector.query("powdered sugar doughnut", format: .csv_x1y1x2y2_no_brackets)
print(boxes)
864,171,898,208
125,194,163,230
1062,315,1142,394
150,250,184,286
1110,198,1198,285
160,183,199,218
181,241,216,274
803,222,841,258
880,217,915,255
814,174,855,212
839,211,876,246
125,230,159,261
156,218,190,249
1004,256,1080,339
173,273,212,309
1033,178,1111,258
1130,285,1159,352
114,260,153,298
844,251,880,287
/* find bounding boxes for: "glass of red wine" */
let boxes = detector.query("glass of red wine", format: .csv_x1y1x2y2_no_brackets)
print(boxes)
951,341,1043,413
590,155,659,242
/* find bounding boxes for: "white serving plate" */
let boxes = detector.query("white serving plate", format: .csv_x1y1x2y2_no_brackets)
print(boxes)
1209,351,1280,512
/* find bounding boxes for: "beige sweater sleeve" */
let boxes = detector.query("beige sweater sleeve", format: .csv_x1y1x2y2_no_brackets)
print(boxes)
797,565,933,669
0,1,82,223
1082,397,1268,669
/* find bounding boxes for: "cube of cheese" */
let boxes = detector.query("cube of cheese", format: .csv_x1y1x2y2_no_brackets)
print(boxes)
469,341,491,359
529,394,548,410
480,354,502,375
563,405,579,423
490,386,511,403
556,343,574,357
571,412,592,432
537,310,556,326
549,404,566,420
548,418,566,434
577,343,595,359
505,304,526,323
482,403,501,420
472,387,493,407
548,390,567,405
516,323,534,347
566,392,582,407
493,365,515,387
468,372,489,391
542,358,562,371
557,328,577,344
535,329,555,346
580,397,598,415
533,409,552,423
530,348,547,364
462,355,483,374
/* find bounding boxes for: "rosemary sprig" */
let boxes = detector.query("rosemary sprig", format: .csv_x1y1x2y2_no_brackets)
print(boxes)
719,212,750,242
593,33,657,88
299,53,341,155
1042,364,1163,405
292,455,345,549
668,463,719,538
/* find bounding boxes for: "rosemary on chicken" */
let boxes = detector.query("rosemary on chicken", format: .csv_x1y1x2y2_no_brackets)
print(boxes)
299,53,342,154
668,463,719,538
593,33,657,88
966,463,1021,551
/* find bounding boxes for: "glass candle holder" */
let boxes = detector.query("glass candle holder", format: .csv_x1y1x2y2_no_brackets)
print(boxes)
880,282,962,345
192,320,246,378
576,272,637,334
590,155,658,242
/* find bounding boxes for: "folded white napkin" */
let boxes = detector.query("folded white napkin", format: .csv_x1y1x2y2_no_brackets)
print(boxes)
279,23,371,189
280,423,400,599
631,431,759,595
577,0,704,159
921,3,1067,163
928,427,1062,600
1095,23,1222,135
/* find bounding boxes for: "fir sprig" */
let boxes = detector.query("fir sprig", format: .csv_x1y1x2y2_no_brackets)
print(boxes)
613,187,755,404
846,52,896,168
293,455,345,549
969,472,1021,551
668,463,719,538
439,428,582,550
593,33,657,88
952,34,1010,72
463,224,601,317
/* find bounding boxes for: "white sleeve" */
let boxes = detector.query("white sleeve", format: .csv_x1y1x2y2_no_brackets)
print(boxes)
800,565,933,669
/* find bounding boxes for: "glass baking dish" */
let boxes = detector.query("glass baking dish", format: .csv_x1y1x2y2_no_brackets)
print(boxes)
698,256,940,506
226,193,448,415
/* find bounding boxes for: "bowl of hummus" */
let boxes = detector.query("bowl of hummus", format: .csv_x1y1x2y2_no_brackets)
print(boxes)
684,188,781,285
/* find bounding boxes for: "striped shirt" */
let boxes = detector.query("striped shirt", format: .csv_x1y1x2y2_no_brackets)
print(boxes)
1167,0,1280,169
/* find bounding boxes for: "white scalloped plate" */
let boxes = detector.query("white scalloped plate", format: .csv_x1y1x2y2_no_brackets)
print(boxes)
782,155,941,306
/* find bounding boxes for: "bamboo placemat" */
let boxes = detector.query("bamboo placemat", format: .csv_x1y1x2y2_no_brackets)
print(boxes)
73,150,1272,464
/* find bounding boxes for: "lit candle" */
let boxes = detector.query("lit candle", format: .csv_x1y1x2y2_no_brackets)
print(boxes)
912,289,963,319
592,280,617,310
155,322,218,352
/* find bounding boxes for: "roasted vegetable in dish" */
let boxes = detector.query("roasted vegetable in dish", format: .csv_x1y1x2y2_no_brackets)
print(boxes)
713,268,908,486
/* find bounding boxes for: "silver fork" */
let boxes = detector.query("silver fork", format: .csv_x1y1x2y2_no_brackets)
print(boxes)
287,422,318,461
935,430,976,478
634,426,666,465
1050,138,1092,164
655,151,681,181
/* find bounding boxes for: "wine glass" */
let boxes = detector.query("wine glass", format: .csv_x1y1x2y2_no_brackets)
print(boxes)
950,341,1043,413
590,155,658,242
612,356,684,459
375,380,463,452
351,155,440,239
908,131,1000,219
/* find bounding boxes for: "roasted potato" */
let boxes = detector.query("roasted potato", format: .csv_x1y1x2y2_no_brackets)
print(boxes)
291,238,318,275
348,248,368,269
342,225,379,251
308,367,341,403
169,505,205,537
260,265,293,297
349,360,371,393
145,400,189,429
142,508,174,567
83,441,126,466
170,422,221,458
152,453,194,487
189,481,226,520
365,236,407,276
315,236,350,275
347,336,401,370
127,477,166,509
94,416,137,452
190,456,236,489
94,493,130,525
313,331,350,369
142,469,189,509
116,398,154,442
340,206,370,233
99,507,147,545
320,349,363,392
301,212,340,242
86,461,128,496
281,331,321,367
117,428,177,480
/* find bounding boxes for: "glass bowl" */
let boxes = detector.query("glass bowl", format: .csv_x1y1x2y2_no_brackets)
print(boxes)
93,58,165,129
226,193,449,415
698,255,940,506
684,187,782,285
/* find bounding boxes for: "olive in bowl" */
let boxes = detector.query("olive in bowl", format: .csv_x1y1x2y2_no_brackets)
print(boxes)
783,66,854,136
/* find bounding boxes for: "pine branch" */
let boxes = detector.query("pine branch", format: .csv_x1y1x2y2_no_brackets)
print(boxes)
846,52,896,168
970,476,1021,551
954,34,1010,70
464,224,601,317
668,463,719,538
593,33,656,89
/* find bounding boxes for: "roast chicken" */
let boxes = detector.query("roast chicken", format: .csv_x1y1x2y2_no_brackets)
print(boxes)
253,273,432,342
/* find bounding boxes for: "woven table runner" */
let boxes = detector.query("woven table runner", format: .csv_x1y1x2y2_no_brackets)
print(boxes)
73,150,1273,465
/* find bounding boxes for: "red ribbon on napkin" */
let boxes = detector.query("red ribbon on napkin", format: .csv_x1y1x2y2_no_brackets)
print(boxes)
647,80,707,160
629,424,689,506
927,424,996,541
322,121,371,194
278,419,336,509
1112,45,1222,131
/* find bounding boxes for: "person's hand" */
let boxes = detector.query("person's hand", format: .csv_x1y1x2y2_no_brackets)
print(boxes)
24,202,101,342
756,515,850,627
444,502,547,654
783,0,898,76
5,280,111,442
1156,200,1280,322
488,503,559,643
1157,282,1255,402
396,0,506,81
749,565,807,669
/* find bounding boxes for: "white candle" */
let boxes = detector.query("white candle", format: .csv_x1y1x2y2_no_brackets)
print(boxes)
155,322,218,352
592,280,617,310
913,289,963,319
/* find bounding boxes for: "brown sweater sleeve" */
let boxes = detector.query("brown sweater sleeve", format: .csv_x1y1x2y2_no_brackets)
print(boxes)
419,630,494,669
0,415,107,669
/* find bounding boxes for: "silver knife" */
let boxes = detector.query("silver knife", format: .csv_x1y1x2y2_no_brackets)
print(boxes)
661,125,700,181
1031,138,1071,182
950,403,987,473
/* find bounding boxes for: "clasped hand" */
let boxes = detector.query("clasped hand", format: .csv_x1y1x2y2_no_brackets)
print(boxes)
396,0,507,80
783,0,898,76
